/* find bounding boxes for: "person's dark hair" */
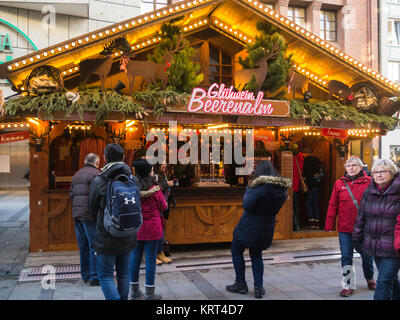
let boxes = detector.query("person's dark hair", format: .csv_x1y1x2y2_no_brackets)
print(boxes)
104,143,124,163
253,160,280,178
154,163,166,179
138,175,156,191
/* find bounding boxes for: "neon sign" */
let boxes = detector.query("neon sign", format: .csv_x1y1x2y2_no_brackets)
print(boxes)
187,83,290,117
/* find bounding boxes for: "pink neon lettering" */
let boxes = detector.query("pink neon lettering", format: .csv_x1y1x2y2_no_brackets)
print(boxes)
204,99,213,113
188,88,206,112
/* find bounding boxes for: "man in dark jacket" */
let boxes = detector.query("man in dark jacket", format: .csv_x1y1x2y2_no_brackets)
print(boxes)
89,143,137,300
70,153,100,286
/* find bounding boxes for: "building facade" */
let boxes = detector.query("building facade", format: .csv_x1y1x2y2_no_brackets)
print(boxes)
262,0,379,70
379,0,400,166
0,0,171,189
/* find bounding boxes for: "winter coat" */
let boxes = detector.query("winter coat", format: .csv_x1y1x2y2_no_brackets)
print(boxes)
70,164,99,221
353,174,400,259
292,152,304,193
89,162,137,255
137,185,168,241
233,175,291,250
325,171,371,233
394,214,400,254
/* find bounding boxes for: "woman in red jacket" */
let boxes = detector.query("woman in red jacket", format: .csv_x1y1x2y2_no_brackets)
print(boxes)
325,156,375,297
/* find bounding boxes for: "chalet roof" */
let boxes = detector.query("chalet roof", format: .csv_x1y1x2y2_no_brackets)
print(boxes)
0,0,399,98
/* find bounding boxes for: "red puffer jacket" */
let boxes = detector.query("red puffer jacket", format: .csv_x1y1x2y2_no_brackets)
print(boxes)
325,172,372,233
137,185,168,241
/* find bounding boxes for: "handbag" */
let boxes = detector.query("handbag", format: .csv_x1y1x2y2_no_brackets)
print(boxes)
294,157,308,193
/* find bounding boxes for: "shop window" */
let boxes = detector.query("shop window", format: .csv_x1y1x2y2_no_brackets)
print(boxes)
288,6,306,28
209,44,233,85
388,61,400,83
320,10,337,42
388,19,400,46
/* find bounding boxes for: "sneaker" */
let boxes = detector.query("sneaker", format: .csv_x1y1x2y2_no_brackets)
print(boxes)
226,282,248,294
367,279,376,290
88,279,100,286
157,251,172,264
339,288,354,297
254,286,265,299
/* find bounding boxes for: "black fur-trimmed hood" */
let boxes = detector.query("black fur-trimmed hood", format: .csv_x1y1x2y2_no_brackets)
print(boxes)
250,175,292,189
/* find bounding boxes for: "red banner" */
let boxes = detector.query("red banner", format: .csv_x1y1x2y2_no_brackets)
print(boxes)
0,131,29,144
321,128,348,140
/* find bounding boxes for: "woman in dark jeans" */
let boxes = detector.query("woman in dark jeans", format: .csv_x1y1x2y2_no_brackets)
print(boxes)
353,159,400,300
226,160,290,298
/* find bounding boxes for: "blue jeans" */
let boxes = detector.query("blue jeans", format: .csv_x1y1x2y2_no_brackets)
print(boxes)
305,188,320,220
339,232,374,287
373,257,400,300
130,240,159,286
74,219,98,281
96,251,132,300
157,232,164,254
231,238,264,288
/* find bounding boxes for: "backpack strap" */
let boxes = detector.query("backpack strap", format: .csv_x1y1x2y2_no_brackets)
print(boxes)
343,181,359,211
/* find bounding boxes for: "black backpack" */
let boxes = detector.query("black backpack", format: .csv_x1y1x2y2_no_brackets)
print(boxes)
103,174,142,238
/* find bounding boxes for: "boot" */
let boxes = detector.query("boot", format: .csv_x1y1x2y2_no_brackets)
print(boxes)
164,242,171,257
130,283,143,300
254,286,265,299
226,282,248,294
156,258,163,265
144,285,162,300
157,251,172,264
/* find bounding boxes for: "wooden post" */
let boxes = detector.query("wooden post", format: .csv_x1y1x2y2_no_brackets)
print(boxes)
29,121,51,252
273,151,293,239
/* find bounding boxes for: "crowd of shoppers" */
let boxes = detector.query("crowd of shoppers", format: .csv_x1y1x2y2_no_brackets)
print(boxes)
70,141,400,300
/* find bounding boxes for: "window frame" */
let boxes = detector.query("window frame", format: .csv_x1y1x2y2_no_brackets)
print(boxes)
320,10,337,42
288,6,306,28
208,43,233,85
388,19,400,46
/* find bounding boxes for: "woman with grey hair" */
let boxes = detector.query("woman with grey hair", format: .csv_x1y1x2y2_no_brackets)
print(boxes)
353,159,400,300
325,156,375,297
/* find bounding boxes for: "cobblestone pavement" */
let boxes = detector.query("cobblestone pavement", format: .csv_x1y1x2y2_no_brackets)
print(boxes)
0,190,377,301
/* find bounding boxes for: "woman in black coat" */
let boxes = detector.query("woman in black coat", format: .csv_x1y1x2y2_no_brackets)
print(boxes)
226,161,291,298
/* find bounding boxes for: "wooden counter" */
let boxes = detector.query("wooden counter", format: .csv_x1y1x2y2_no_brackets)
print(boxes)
164,184,293,245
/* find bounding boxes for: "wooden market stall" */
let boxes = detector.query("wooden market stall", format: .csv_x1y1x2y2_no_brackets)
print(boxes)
0,0,399,252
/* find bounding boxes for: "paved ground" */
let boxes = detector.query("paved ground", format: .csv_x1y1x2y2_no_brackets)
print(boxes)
0,190,377,301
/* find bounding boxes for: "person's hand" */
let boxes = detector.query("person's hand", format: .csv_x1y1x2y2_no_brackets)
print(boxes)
167,180,174,187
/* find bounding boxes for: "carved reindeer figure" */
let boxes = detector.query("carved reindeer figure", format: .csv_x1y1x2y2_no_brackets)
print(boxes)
234,44,280,91
327,80,354,104
288,69,309,99
125,34,185,94
79,41,115,90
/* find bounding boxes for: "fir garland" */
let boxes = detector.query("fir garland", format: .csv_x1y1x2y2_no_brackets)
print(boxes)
290,99,398,130
131,89,189,116
5,88,145,122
